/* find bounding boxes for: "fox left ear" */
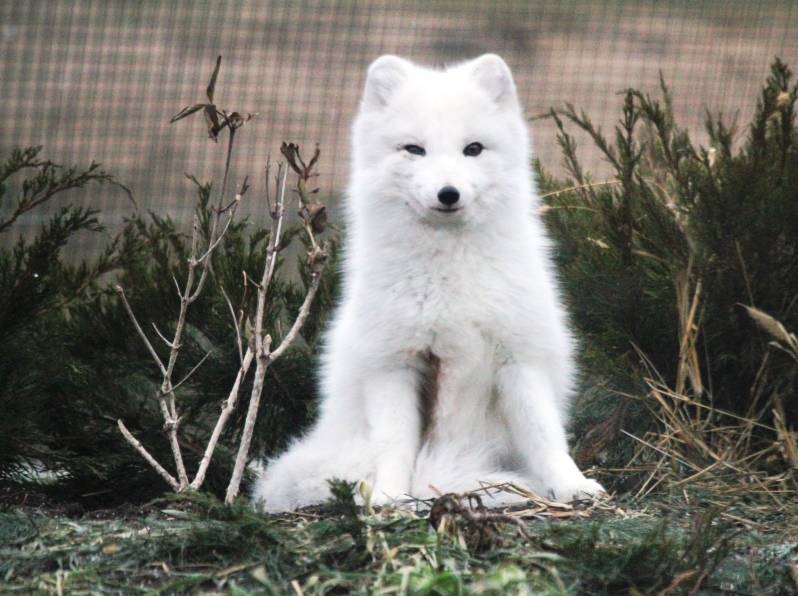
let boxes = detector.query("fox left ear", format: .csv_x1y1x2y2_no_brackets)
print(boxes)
469,54,518,106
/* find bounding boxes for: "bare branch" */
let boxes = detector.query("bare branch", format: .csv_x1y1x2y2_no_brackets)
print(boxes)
155,217,204,488
264,156,273,216
189,117,247,302
190,347,255,490
220,283,244,364
115,285,167,376
224,164,290,503
225,339,271,503
263,164,289,293
119,217,197,489
192,163,292,495
162,217,201,385
171,274,182,298
171,350,213,393
225,156,327,502
151,322,176,349
270,270,323,361
118,420,180,491
193,193,241,266
120,54,260,495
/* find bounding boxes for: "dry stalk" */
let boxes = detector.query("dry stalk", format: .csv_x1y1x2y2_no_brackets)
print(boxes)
117,190,244,491
117,419,180,491
773,397,798,471
743,305,798,362
742,307,798,471
190,161,288,491
674,269,703,397
117,57,331,499
116,55,252,490
225,148,328,503
625,376,797,511
538,179,622,200
190,348,255,490
118,148,326,499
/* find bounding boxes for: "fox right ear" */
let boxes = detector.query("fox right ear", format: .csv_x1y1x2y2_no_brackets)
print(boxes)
362,55,411,110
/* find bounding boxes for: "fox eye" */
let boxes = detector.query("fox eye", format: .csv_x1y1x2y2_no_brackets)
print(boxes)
463,142,484,157
403,144,426,156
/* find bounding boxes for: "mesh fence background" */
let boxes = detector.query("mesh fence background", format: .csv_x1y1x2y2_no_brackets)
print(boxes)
2,0,797,252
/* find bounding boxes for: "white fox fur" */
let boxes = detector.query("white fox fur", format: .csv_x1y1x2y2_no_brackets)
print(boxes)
252,54,604,511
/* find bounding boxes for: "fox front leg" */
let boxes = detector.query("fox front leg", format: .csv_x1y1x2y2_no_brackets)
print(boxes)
496,363,605,502
362,367,421,505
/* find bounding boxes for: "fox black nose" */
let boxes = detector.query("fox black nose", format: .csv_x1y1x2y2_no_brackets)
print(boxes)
437,185,460,206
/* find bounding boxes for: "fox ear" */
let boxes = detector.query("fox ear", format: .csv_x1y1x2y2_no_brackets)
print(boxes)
469,54,517,106
362,55,411,110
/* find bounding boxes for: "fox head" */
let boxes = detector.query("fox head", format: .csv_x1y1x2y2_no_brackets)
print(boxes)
350,54,533,228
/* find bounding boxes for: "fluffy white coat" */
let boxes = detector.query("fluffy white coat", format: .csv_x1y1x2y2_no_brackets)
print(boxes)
252,54,604,511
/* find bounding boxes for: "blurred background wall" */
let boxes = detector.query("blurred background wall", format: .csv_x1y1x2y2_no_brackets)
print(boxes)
2,1,797,251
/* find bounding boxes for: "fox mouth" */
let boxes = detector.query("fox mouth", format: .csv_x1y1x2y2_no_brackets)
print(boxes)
431,207,462,213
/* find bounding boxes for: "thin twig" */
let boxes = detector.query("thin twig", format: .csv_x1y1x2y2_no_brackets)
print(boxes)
117,420,180,491
151,322,176,349
171,350,213,393
116,286,167,376
220,283,244,364
171,274,182,298
189,126,239,302
264,156,273,216
270,272,323,361
194,195,241,266
264,165,289,291
538,179,622,200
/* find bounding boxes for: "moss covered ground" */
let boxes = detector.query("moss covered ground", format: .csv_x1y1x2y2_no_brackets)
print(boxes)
2,487,797,595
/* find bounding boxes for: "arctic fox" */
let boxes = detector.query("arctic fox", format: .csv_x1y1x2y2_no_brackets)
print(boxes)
252,54,604,511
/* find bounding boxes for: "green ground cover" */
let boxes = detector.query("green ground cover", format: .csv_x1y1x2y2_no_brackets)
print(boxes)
2,489,797,594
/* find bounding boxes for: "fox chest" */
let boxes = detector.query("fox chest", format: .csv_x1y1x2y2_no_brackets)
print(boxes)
372,263,505,356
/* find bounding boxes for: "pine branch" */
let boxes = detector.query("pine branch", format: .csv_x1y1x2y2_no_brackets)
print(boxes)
0,147,132,234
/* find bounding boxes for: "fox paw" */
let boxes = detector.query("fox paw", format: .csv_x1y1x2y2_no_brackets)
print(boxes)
545,477,606,503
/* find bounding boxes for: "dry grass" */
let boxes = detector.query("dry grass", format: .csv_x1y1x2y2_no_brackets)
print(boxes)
606,305,798,533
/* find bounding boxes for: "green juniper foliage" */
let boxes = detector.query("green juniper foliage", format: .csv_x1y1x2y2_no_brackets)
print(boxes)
541,58,798,469
0,147,136,492
0,149,338,505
